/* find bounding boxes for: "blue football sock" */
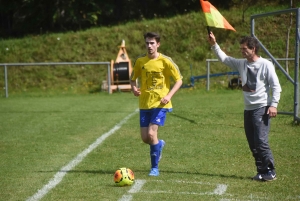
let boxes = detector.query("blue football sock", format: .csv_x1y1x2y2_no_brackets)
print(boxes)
150,142,160,169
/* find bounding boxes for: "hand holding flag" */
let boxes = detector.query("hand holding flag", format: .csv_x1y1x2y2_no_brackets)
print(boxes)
207,32,217,46
200,0,236,33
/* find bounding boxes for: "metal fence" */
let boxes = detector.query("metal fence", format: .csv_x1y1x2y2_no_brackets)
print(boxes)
205,58,296,91
0,62,110,97
205,58,296,119
251,8,300,123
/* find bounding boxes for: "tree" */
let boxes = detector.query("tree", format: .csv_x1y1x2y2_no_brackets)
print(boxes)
231,0,258,23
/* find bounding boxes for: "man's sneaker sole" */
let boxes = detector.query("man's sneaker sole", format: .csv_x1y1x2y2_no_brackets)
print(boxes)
262,170,277,181
263,177,277,182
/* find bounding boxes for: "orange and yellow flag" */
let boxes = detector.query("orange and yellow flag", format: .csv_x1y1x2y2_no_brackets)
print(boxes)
200,0,236,31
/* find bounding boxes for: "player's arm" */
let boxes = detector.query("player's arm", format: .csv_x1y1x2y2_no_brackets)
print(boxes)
130,62,141,97
161,79,182,104
130,74,141,97
130,79,141,97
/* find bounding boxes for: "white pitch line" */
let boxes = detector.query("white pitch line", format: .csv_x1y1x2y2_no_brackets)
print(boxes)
125,179,228,199
26,109,138,201
213,184,227,195
140,190,226,196
149,179,228,195
128,180,146,193
154,180,214,185
118,179,146,201
118,195,132,201
118,179,228,201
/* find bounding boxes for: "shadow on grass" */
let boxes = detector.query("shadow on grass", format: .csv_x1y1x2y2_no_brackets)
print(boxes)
170,112,244,129
169,113,197,124
38,169,250,180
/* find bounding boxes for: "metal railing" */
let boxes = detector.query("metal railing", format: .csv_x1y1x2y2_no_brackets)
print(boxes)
1,62,111,98
206,58,295,91
251,7,300,123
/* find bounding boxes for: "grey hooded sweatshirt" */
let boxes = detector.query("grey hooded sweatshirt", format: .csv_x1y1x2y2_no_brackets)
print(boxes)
211,44,281,111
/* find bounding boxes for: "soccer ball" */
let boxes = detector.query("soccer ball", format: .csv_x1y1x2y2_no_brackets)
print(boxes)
114,167,134,186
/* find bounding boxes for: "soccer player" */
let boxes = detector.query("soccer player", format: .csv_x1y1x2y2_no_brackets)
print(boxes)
207,32,281,181
130,32,183,176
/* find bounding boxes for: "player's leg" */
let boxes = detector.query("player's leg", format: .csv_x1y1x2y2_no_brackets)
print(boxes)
140,125,161,177
139,124,159,145
148,123,160,172
148,109,167,176
139,110,161,176
140,127,151,143
140,110,151,144
153,109,167,162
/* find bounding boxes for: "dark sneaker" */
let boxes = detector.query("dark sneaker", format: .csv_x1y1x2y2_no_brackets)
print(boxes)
252,173,263,181
262,170,277,181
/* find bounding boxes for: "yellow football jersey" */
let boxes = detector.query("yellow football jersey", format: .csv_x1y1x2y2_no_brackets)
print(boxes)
131,53,182,109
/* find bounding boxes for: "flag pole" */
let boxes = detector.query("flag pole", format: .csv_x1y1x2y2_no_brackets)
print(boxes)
206,26,211,35
207,26,211,39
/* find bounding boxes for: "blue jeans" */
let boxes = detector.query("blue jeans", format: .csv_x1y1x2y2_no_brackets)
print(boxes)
244,106,275,173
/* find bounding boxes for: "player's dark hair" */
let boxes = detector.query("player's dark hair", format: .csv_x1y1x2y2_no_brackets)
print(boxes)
144,32,160,43
240,36,260,54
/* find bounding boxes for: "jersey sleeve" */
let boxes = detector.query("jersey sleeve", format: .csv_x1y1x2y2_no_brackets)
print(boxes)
130,59,141,81
164,57,182,81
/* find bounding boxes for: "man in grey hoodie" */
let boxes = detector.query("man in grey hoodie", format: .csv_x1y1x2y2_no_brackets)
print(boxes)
207,32,281,182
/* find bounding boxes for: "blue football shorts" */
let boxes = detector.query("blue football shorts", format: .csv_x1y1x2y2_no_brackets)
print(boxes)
139,108,172,127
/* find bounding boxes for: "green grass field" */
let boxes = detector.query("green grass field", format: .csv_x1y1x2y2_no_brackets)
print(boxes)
0,89,299,201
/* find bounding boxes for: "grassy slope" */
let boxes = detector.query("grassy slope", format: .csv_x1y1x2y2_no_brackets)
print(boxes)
0,2,299,114
0,3,298,85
